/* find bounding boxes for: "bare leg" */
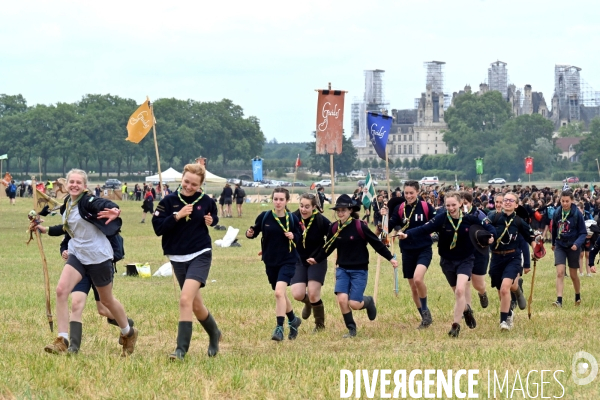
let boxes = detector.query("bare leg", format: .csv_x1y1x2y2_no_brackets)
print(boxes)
556,264,566,297
96,283,129,329
56,265,84,333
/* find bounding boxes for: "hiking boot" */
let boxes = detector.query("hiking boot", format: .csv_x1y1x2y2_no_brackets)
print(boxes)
168,349,185,361
288,317,301,340
463,305,477,329
44,337,69,354
506,311,515,329
362,296,377,321
109,318,135,345
500,321,511,331
312,303,325,332
301,296,312,320
343,328,357,338
552,301,562,308
120,327,138,357
417,309,433,329
478,292,489,309
448,323,461,338
271,326,284,342
67,321,82,355
199,313,221,357
513,286,527,310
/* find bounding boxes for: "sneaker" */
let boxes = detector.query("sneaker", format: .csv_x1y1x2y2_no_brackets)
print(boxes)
579,272,584,277
500,321,511,331
448,323,461,337
551,301,562,308
417,309,433,329
587,273,592,277
463,305,477,329
271,326,284,341
140,220,145,223
288,317,301,340
342,328,357,338
478,292,489,309
44,337,69,354
506,311,515,329
514,286,527,310
575,298,581,307
120,327,138,357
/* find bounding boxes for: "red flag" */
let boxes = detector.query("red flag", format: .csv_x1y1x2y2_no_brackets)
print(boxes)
295,154,302,168
525,157,534,175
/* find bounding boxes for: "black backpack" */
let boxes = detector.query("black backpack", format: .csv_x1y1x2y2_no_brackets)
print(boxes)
108,233,125,263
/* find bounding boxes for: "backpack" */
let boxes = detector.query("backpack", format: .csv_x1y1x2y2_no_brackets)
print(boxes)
238,188,246,198
108,233,125,263
546,205,556,220
8,184,16,194
332,219,365,240
398,201,430,222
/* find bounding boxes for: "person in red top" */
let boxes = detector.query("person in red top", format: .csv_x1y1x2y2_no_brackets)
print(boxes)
141,187,154,223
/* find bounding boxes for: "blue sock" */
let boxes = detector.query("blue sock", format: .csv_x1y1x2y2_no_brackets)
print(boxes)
420,297,428,311
417,307,423,317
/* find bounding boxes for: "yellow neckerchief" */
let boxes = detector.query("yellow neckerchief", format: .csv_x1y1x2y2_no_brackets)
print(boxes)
495,211,515,249
271,210,295,252
400,201,418,232
446,210,463,250
63,191,87,237
301,209,318,248
177,188,204,222
557,208,570,239
324,217,353,252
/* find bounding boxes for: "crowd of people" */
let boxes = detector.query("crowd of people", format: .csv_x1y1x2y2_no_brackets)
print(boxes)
32,172,598,360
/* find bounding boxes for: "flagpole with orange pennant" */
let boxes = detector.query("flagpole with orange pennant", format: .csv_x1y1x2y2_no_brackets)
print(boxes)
292,154,301,200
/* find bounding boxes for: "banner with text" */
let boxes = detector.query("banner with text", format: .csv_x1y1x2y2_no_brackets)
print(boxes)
252,158,263,182
315,90,345,154
367,112,392,161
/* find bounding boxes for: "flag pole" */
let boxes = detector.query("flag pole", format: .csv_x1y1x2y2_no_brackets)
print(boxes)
292,154,299,200
385,147,391,199
148,97,163,197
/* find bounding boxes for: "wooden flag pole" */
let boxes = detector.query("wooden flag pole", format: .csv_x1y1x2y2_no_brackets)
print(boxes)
38,157,42,182
330,154,335,207
292,155,299,201
148,97,163,198
385,147,391,199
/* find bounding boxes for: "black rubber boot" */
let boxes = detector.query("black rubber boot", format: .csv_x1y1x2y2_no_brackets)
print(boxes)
169,321,193,361
199,313,221,357
67,321,82,354
361,296,377,321
313,303,325,331
300,295,312,320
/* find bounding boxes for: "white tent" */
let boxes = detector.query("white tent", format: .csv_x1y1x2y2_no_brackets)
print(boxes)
145,167,182,183
205,170,227,184
145,167,226,184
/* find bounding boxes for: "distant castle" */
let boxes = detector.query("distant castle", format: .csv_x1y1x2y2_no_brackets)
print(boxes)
351,62,600,163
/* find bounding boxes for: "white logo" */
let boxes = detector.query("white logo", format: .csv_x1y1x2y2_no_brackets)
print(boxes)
253,164,261,175
129,110,152,129
317,102,340,132
370,123,387,139
572,351,598,386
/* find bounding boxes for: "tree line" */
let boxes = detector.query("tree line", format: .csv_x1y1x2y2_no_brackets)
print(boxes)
0,94,265,178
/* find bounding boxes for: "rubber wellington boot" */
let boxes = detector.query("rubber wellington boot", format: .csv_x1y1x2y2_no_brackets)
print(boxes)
312,303,325,332
169,321,193,361
199,313,222,357
67,321,82,354
301,295,312,320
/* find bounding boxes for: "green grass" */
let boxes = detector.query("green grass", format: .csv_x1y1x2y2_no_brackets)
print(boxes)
0,198,599,399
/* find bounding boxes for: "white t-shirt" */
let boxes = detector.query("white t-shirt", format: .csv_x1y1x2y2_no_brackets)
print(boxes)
65,205,113,265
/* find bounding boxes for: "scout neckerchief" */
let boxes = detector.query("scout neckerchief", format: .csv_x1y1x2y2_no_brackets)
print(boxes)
63,191,87,237
495,212,515,249
272,210,295,252
323,217,352,253
177,188,204,221
446,210,463,250
401,201,418,232
557,208,570,239
301,209,319,248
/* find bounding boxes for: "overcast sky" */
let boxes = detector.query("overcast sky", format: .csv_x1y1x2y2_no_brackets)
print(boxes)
1,0,599,143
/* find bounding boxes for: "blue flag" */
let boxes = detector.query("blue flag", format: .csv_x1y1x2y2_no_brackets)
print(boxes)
367,112,392,161
252,158,263,182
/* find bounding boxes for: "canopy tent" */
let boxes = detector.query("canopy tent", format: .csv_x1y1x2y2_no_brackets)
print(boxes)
145,167,182,183
144,167,227,184
205,170,227,184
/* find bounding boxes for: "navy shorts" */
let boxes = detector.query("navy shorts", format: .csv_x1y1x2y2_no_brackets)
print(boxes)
334,267,368,302
472,249,490,276
554,245,581,269
290,260,327,286
265,262,296,290
401,247,432,279
489,253,522,290
440,255,474,287
171,251,212,289
67,254,114,288
71,271,116,302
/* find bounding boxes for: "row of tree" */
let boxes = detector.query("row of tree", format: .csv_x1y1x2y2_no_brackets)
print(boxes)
0,94,265,178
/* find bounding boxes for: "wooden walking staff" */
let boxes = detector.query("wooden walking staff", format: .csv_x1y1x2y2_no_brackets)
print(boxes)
528,258,537,320
30,176,54,332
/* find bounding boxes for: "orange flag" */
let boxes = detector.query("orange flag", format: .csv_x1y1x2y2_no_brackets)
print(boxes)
126,99,154,144
315,90,345,155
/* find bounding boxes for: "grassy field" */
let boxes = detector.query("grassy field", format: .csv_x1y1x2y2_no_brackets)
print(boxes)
0,198,599,399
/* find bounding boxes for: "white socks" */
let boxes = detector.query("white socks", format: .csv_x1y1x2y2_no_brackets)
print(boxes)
120,325,131,336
